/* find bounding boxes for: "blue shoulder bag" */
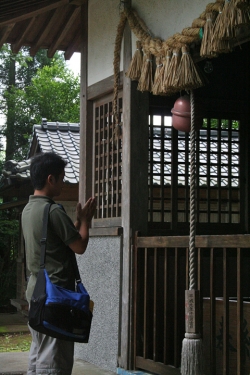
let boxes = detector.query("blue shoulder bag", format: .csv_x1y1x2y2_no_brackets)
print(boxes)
28,203,93,343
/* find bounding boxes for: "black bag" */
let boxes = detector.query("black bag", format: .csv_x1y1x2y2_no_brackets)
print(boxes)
28,203,93,343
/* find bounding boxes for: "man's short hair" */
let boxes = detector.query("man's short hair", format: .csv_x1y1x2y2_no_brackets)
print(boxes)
30,152,67,190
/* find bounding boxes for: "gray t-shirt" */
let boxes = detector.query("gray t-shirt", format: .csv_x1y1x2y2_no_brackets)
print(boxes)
22,195,81,303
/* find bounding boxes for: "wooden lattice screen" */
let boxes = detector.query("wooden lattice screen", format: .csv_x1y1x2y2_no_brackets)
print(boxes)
133,233,250,375
197,118,240,224
94,93,122,220
148,110,241,233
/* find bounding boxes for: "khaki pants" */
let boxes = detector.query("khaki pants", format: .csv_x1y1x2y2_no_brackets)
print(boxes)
27,325,74,375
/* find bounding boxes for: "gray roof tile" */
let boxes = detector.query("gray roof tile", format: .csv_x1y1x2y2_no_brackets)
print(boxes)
1,120,80,186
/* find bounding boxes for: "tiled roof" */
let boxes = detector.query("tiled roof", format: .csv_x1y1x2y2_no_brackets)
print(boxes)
151,129,240,187
1,119,80,186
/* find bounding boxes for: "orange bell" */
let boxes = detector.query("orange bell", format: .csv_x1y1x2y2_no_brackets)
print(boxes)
171,95,191,132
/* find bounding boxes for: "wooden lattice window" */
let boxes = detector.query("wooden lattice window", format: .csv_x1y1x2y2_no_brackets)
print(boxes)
148,110,241,232
148,113,173,224
197,118,240,224
94,93,122,220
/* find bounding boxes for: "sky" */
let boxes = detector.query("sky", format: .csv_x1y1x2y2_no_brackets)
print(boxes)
66,52,81,76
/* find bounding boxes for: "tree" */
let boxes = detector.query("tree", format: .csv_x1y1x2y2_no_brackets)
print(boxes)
26,58,80,124
0,208,19,306
0,46,80,307
0,45,80,160
202,118,239,130
2,60,80,159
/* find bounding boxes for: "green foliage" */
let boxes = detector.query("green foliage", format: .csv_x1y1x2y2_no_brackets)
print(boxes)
0,333,31,352
202,118,239,130
0,45,80,305
0,210,19,305
0,44,80,160
26,59,80,123
0,45,64,88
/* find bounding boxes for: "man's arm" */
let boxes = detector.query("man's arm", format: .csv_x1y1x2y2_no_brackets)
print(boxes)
69,197,96,254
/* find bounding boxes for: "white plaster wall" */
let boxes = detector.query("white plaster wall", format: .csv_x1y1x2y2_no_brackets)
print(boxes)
132,0,208,42
88,0,122,86
75,236,122,372
88,0,209,85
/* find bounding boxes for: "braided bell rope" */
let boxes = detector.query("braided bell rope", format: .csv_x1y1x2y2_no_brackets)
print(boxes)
189,90,196,291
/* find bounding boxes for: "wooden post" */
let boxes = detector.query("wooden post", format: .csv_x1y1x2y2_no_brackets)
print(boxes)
119,2,149,370
79,0,93,204
185,290,200,334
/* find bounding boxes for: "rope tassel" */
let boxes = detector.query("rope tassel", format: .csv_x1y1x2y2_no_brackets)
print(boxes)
161,49,172,93
164,47,181,95
217,0,236,40
181,337,204,375
137,51,153,92
152,55,164,95
174,45,204,92
125,40,143,81
211,6,232,54
200,12,217,58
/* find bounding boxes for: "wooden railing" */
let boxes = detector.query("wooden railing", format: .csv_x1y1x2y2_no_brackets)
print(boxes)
133,234,250,375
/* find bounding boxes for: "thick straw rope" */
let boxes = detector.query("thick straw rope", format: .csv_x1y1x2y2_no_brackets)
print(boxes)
189,90,196,290
112,12,127,126
124,0,227,56
115,0,239,107
113,0,250,120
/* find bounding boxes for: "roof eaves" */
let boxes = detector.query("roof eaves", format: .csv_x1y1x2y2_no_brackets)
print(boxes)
41,118,80,132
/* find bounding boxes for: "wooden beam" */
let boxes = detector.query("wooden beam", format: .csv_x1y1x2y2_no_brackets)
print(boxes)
136,234,250,249
0,0,72,26
29,7,60,56
0,24,15,48
79,0,92,204
136,356,181,375
11,17,37,54
87,72,123,100
47,6,80,58
70,0,86,5
118,0,149,369
0,199,28,211
64,33,81,60
119,8,131,369
89,227,123,237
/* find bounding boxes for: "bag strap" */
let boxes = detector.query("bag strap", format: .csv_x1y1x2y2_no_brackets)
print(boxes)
41,203,82,283
40,203,51,268
23,238,28,282
72,252,81,283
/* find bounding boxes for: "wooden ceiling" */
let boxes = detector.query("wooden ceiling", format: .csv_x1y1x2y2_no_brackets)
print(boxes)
0,0,85,60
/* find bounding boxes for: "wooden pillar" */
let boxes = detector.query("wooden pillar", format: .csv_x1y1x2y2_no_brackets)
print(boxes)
79,0,93,204
119,4,149,369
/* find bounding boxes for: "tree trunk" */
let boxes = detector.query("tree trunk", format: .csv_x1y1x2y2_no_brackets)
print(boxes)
5,57,16,160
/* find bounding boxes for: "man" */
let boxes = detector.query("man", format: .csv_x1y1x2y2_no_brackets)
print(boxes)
22,152,96,375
